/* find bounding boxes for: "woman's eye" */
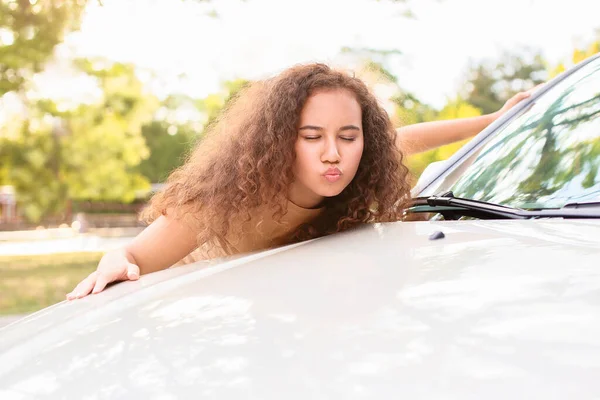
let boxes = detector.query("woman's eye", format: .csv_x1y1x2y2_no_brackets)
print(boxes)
340,137,356,142
304,136,320,140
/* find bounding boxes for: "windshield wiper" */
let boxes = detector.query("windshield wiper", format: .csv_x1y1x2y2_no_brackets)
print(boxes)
409,191,600,220
562,201,600,209
410,191,527,219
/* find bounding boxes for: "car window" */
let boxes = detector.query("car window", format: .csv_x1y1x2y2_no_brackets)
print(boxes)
420,56,600,210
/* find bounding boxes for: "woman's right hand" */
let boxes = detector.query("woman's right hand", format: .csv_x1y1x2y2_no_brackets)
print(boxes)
66,249,140,300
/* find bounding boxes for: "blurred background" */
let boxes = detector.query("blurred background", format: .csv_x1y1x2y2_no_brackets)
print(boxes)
1,0,600,319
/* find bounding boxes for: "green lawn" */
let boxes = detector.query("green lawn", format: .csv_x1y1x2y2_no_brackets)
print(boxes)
0,252,103,315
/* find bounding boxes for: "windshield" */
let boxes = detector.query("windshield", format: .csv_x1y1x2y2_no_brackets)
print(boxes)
419,56,600,210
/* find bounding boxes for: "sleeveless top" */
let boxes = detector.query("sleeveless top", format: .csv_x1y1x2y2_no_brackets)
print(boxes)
175,201,324,265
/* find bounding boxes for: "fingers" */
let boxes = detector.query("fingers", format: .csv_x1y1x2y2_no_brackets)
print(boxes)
530,82,545,92
503,89,534,111
127,263,140,281
66,272,97,300
91,273,111,295
520,83,544,97
512,91,531,101
66,262,142,300
91,263,139,294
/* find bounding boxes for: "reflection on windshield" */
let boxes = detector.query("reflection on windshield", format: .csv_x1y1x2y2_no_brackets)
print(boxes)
429,57,600,209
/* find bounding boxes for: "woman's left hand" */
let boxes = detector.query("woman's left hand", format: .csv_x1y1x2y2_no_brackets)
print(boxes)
493,83,544,120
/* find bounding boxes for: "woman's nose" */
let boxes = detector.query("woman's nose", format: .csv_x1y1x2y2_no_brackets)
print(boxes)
321,138,341,163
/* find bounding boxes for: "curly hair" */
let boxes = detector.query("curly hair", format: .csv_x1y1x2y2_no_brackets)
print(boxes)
141,63,411,252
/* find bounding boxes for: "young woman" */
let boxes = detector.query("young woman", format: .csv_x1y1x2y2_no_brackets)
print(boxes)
67,63,531,299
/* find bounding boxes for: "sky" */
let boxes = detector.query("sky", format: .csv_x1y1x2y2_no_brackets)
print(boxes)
40,0,600,110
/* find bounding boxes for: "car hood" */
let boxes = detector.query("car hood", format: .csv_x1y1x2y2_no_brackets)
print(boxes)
2,219,600,399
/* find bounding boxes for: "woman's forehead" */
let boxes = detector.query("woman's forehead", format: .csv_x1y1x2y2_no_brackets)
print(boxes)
301,89,362,121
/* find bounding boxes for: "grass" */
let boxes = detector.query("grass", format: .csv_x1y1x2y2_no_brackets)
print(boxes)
0,252,103,315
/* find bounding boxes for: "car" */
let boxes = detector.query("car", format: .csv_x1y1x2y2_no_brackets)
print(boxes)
1,53,600,399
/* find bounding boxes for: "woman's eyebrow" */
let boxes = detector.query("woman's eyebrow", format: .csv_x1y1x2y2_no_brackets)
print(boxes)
298,125,323,131
298,125,361,131
339,125,361,132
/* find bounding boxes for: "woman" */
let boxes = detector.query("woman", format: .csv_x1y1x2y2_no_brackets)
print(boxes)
67,63,531,299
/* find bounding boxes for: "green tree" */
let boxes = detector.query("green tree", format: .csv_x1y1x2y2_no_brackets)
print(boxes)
0,122,63,222
195,78,249,130
1,59,158,222
461,51,547,115
0,0,87,96
60,59,158,203
137,121,196,183
136,79,250,185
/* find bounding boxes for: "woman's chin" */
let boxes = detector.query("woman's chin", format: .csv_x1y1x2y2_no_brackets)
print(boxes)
317,185,346,198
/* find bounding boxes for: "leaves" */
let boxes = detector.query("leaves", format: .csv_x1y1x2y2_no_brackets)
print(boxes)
136,121,196,183
461,51,547,115
0,0,87,96
1,60,157,221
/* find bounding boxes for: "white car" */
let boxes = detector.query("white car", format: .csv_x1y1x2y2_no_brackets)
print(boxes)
2,54,600,399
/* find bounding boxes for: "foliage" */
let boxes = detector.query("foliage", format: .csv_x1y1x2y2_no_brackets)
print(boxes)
62,59,158,202
135,78,250,185
137,121,196,183
1,60,157,222
0,122,65,221
411,41,600,183
0,0,87,96
195,78,250,131
461,51,547,115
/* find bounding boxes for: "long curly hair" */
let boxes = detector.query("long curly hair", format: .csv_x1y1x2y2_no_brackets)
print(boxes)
141,63,411,252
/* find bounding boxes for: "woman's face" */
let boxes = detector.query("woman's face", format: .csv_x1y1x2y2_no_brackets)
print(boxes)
289,88,364,208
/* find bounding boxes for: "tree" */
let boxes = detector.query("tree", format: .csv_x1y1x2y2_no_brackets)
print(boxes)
195,78,250,130
0,121,64,222
137,78,250,184
59,59,158,203
0,0,87,96
461,51,547,115
1,59,158,222
137,121,196,183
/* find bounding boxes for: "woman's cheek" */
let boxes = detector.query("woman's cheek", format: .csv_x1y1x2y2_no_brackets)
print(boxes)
351,144,364,168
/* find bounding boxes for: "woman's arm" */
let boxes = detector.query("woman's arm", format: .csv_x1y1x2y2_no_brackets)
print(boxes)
396,90,534,155
67,214,199,299
127,214,199,275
